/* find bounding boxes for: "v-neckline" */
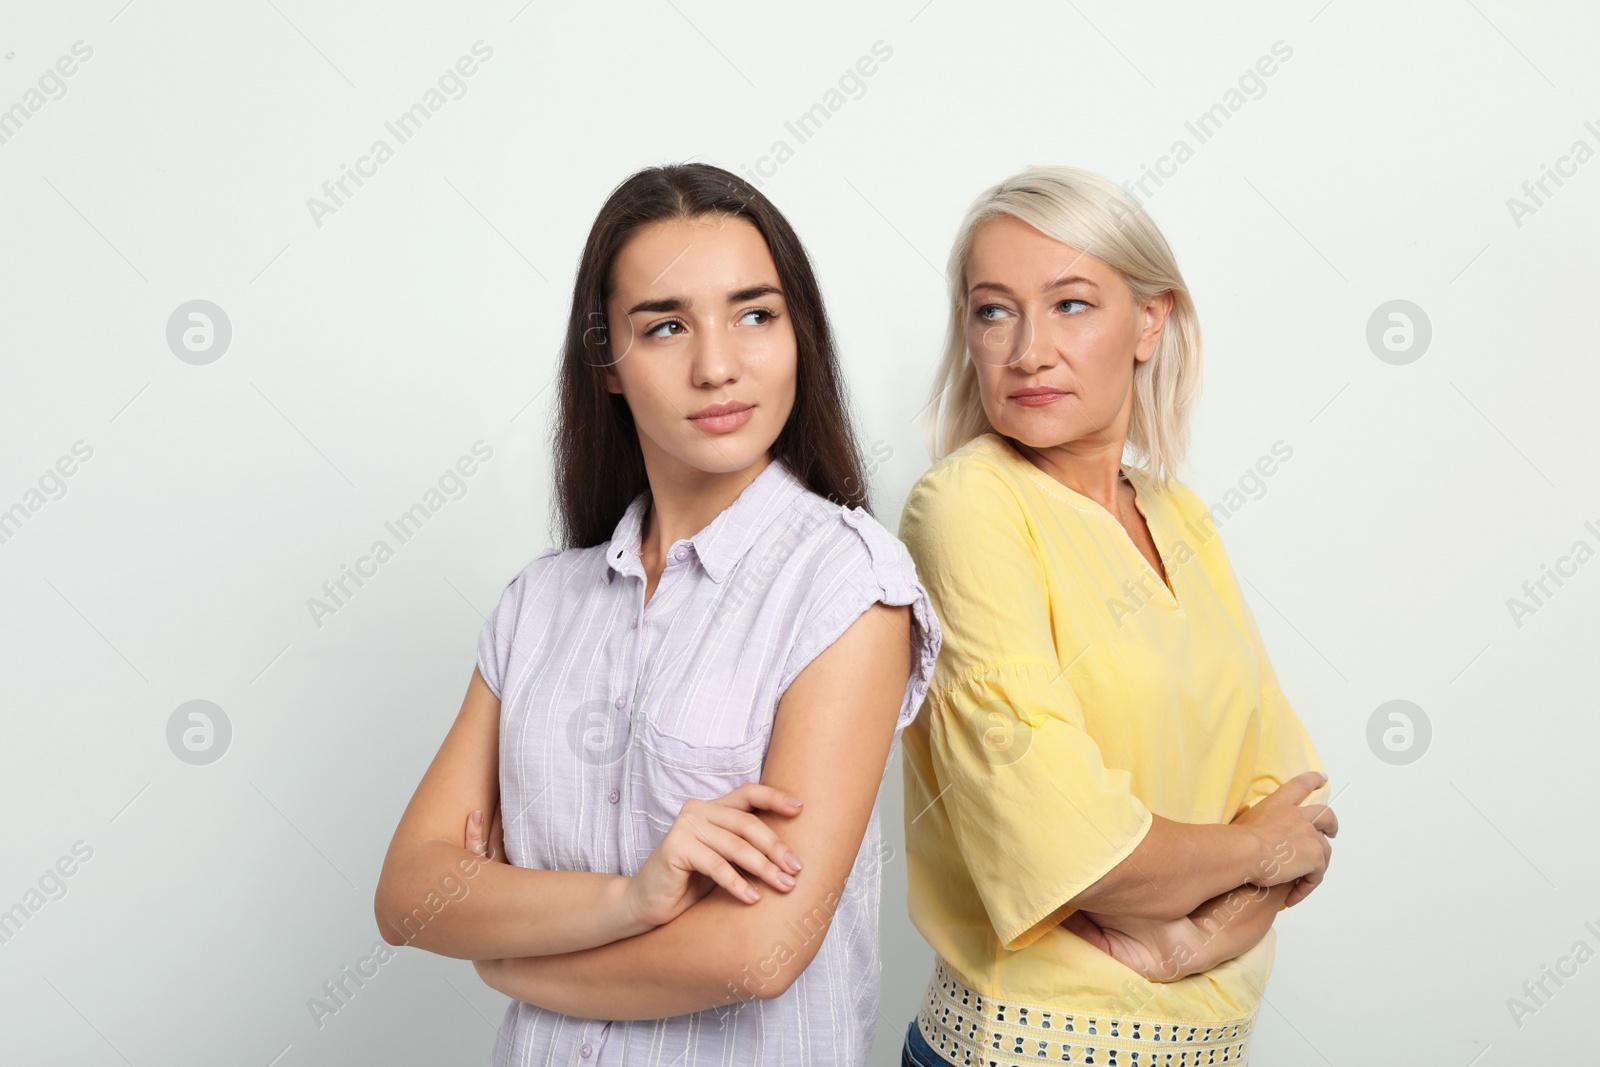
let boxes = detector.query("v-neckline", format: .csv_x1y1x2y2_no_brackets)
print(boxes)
983,434,1181,612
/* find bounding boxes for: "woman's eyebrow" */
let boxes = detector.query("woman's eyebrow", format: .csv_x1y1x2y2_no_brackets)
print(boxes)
625,284,784,315
970,276,1099,297
729,284,783,302
626,296,685,315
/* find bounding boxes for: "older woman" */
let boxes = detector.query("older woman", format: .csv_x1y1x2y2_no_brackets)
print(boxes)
897,165,1337,1067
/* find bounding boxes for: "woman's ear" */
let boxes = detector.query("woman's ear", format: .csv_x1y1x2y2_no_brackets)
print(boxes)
1133,290,1174,364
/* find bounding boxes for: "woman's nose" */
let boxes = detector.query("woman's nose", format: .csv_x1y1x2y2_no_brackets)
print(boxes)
690,330,739,386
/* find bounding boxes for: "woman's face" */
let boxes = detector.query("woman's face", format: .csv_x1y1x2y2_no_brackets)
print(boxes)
963,213,1171,453
604,214,798,478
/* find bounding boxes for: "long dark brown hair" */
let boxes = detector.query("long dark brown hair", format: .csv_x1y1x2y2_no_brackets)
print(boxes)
553,163,870,548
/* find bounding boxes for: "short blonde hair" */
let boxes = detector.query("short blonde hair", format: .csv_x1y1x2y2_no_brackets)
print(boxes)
925,164,1202,486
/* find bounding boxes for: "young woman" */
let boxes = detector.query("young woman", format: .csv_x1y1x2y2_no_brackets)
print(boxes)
896,165,1337,1066
374,163,940,1066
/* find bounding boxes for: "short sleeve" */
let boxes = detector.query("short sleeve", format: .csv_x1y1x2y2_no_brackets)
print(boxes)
901,458,1153,951
476,548,559,700
777,505,942,735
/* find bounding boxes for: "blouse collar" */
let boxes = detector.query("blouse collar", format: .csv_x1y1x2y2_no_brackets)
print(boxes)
602,456,811,585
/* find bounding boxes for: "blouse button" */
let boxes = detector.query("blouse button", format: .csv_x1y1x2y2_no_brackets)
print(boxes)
614,695,628,710
579,1042,593,1057
672,545,688,562
608,789,619,804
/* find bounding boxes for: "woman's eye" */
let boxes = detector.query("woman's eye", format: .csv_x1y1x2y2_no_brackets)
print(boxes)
738,309,773,326
975,304,1007,321
1059,299,1090,314
645,320,685,338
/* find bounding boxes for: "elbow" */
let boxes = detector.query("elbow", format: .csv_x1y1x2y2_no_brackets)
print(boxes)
373,877,425,948
729,919,827,1003
748,963,803,1003
377,916,406,948
374,887,406,947
725,930,792,1003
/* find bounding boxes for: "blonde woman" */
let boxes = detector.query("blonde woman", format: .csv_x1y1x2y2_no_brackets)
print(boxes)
896,166,1337,1067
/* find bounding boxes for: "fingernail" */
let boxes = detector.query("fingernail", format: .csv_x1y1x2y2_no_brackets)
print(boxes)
746,887,762,902
786,796,803,807
777,872,796,889
472,809,482,824
786,851,803,872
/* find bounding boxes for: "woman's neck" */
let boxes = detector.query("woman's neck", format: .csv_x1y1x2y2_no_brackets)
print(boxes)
636,451,773,570
1010,437,1128,512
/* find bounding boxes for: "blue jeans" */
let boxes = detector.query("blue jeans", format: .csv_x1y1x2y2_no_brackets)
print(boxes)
900,1018,943,1067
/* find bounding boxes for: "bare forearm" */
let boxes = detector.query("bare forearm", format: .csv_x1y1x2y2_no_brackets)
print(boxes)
1189,881,1290,969
475,599,913,1018
1070,816,1266,921
481,882,836,1020
375,840,650,959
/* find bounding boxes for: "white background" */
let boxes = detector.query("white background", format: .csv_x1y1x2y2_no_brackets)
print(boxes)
1,1,1596,1064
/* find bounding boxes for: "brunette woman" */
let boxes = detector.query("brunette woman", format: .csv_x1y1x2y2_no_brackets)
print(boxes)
376,163,940,1067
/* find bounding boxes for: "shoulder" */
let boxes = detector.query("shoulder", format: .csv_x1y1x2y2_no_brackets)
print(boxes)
902,435,1024,521
899,435,1040,575
490,543,602,608
775,490,924,606
504,544,574,585
772,491,943,718
906,433,1026,506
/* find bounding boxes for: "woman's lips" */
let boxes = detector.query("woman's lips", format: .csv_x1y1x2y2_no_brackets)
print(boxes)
688,405,754,434
1010,389,1070,407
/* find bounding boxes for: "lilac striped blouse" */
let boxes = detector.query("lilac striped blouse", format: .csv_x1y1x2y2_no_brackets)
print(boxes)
476,456,941,1067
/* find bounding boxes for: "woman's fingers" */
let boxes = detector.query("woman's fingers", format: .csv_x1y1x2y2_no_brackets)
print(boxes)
716,782,805,817
695,820,798,893
716,783,806,825
701,803,804,875
466,809,488,857
631,787,806,918
1060,909,1112,952
678,799,801,893
1285,869,1320,906
1285,833,1332,906
465,806,506,861
1271,770,1329,808
688,842,762,903
1309,802,1339,838
487,804,506,861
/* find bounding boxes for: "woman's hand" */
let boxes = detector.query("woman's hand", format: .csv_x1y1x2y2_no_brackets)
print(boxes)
1062,910,1211,983
626,783,806,928
461,782,802,984
464,806,514,996
465,804,507,864
1230,771,1336,900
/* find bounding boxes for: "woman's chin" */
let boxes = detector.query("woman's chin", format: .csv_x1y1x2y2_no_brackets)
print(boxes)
661,431,778,477
993,416,1082,452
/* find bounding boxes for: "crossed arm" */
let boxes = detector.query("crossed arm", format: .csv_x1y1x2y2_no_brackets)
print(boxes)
471,601,913,1018
376,601,915,1018
1053,778,1337,982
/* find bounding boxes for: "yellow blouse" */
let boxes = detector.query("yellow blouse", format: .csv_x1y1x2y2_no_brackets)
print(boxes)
898,432,1327,1025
